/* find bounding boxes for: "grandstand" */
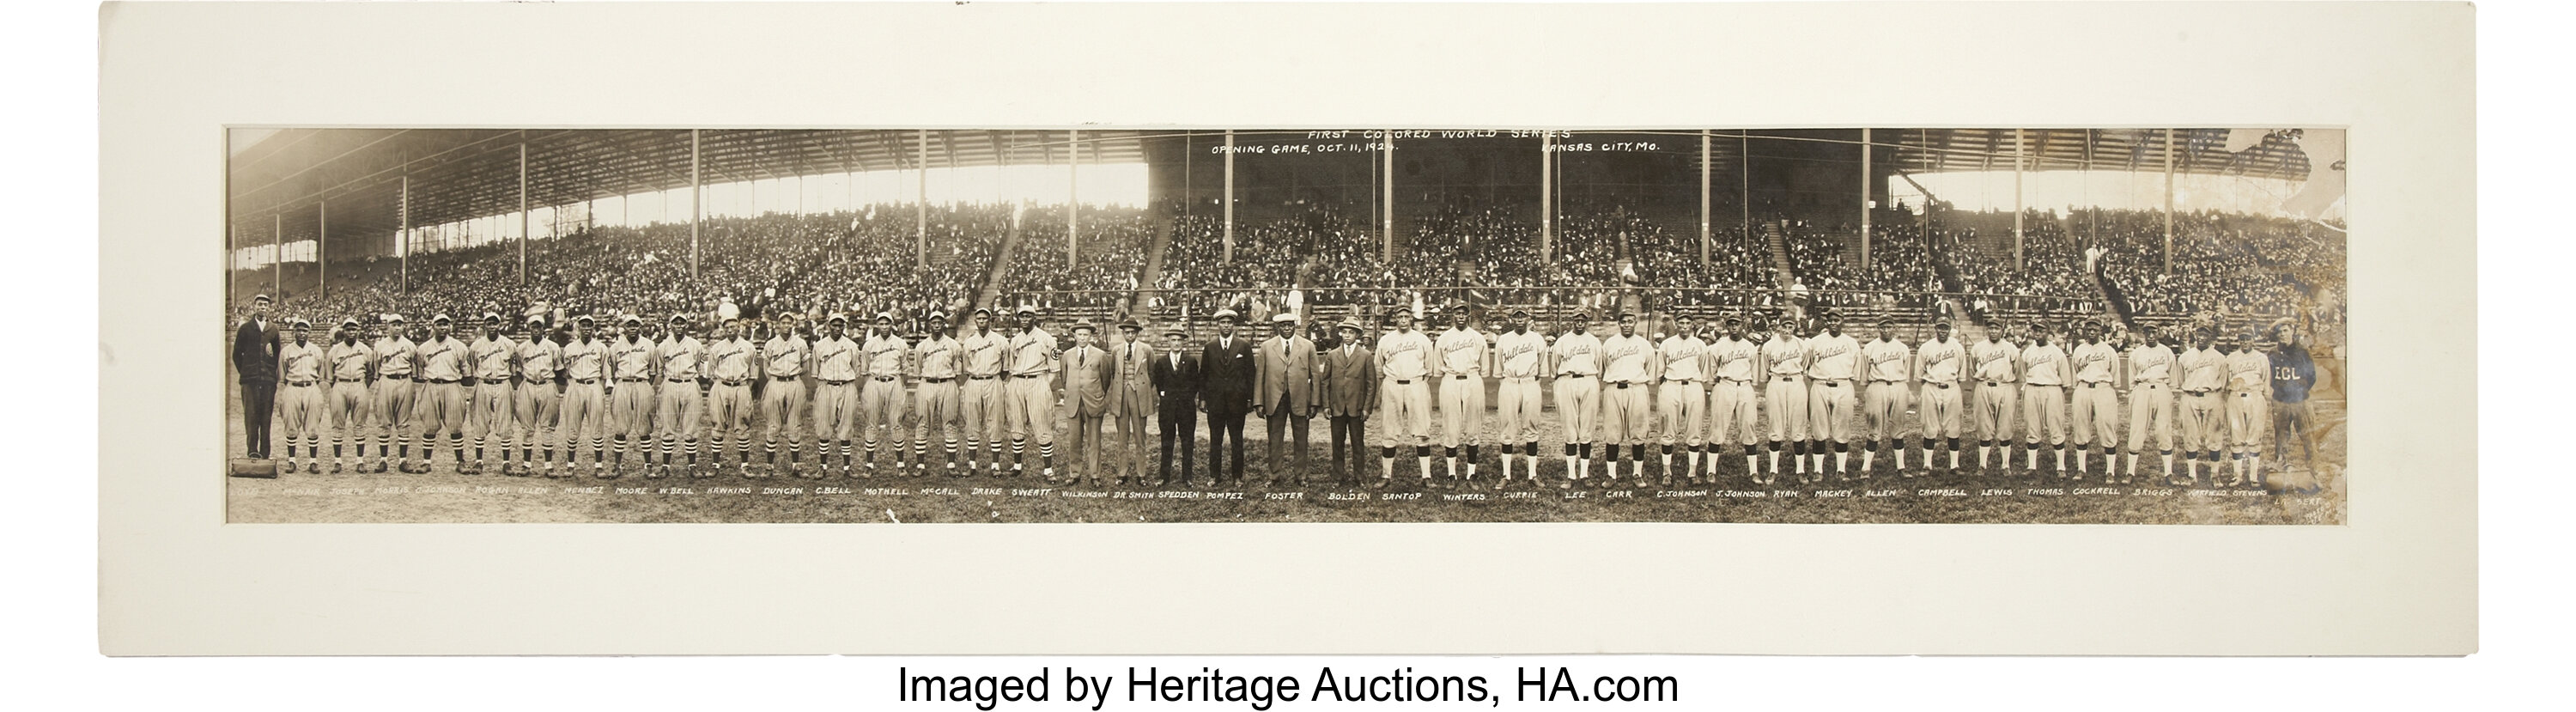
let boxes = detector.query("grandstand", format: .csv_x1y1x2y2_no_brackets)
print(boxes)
228,128,2342,348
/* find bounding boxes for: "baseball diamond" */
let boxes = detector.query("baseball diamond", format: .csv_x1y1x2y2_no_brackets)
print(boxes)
224,127,2347,524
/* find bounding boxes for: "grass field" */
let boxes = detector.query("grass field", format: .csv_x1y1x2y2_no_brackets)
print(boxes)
224,376,2347,525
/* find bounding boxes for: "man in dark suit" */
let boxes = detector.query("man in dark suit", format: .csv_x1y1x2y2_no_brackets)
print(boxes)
1318,318,1379,486
1199,308,1257,484
233,294,282,460
1150,326,1202,486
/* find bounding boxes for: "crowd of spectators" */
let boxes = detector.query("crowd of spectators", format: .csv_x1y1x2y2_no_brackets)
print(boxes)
2081,208,2346,332
993,204,1156,301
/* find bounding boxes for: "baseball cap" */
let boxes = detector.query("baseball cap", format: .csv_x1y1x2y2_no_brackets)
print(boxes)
339,318,361,329
252,294,270,306
289,317,311,328
431,313,453,325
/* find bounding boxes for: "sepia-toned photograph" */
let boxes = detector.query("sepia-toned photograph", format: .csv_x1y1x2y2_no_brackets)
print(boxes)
223,127,2348,525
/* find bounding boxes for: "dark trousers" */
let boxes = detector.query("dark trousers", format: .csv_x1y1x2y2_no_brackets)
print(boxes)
1329,414,1368,483
1207,411,1248,482
241,380,276,458
1158,399,1197,484
1262,407,1311,481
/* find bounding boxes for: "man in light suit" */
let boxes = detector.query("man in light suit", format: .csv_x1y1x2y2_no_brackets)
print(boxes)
1255,312,1321,485
1150,326,1202,486
1318,319,1378,486
1200,308,1257,485
1058,322,1115,486
1105,318,1158,486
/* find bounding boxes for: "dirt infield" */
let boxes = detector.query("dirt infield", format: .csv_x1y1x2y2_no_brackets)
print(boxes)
223,377,2347,524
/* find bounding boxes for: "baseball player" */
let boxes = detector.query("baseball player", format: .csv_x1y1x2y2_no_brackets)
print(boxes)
1548,310,1603,484
365,314,416,473
913,311,965,475
415,314,471,474
1858,317,1912,475
276,318,326,474
325,318,373,473
1105,318,1157,485
1004,307,1061,478
2122,324,2178,484
605,314,659,477
1912,320,1969,472
1803,312,1862,478
811,314,863,478
858,313,910,475
2225,330,2275,487
1704,315,1763,481
706,317,761,475
1969,323,2020,472
1653,313,1708,484
653,315,708,478
1491,308,1548,485
957,307,1008,473
1598,312,1658,483
2067,320,2123,478
464,313,515,475
2019,322,2072,473
511,315,564,477
759,317,811,474
1433,307,1490,484
1758,315,1811,481
558,315,610,476
1375,307,1437,485
2175,328,2227,485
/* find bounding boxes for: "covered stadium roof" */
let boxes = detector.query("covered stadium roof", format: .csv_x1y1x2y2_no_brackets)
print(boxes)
227,127,2316,252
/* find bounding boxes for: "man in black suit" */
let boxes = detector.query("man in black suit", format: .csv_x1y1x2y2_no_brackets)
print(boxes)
1200,308,1257,484
1150,326,1202,486
233,294,282,459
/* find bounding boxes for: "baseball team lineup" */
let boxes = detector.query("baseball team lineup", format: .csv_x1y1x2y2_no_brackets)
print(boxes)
223,127,2344,523
234,292,2328,497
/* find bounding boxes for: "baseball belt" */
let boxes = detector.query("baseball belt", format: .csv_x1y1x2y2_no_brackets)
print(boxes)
380,374,410,380
872,376,898,382
1984,381,2007,388
720,379,748,386
620,377,651,383
922,377,955,384
667,377,694,384
770,374,800,382
1926,382,1953,389
1389,379,1414,386
1012,374,1044,380
822,379,855,386
968,374,998,380
286,380,318,387
571,378,599,385
424,378,459,384
1814,380,1847,387
2081,382,2115,388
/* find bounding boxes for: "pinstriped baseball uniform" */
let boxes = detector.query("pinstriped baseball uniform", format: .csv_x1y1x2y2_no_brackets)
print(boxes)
370,336,417,437
957,328,1008,460
912,333,963,450
1005,327,1060,447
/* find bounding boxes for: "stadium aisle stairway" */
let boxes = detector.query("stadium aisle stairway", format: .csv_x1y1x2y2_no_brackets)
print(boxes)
1761,221,1795,290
